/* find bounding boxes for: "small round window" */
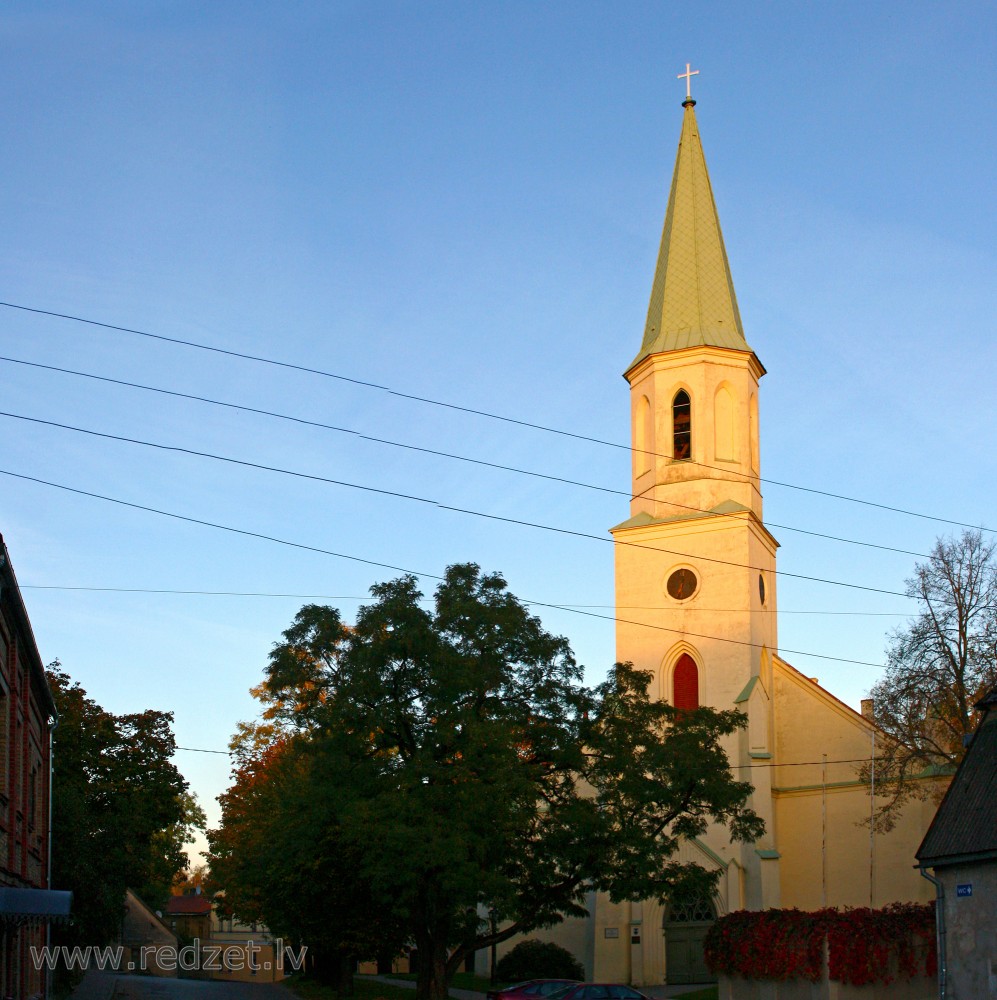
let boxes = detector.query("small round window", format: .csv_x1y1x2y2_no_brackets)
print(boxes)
667,568,698,601
758,573,766,605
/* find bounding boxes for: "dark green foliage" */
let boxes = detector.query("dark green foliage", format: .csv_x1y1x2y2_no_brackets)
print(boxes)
208,737,406,995
494,939,584,982
46,663,201,984
211,564,763,1000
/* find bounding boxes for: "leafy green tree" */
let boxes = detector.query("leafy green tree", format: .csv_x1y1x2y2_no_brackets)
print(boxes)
208,734,405,994
47,664,195,951
862,530,997,829
218,564,763,1000
141,791,207,907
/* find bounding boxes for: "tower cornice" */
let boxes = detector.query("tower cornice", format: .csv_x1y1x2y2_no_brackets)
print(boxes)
624,343,766,386
610,504,780,556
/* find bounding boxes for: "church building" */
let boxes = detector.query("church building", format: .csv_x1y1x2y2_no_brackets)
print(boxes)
497,86,941,988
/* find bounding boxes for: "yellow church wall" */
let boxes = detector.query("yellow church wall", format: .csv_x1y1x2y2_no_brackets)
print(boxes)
612,513,777,708
774,782,938,910
590,840,729,986
771,659,875,782
769,659,937,908
592,898,635,983
612,495,781,919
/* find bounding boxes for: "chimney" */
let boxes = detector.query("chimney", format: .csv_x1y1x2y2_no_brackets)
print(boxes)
861,698,874,720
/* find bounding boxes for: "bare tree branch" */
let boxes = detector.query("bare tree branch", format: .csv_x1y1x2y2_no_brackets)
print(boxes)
860,530,997,830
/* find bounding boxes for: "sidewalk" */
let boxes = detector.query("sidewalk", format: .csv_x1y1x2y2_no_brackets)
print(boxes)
69,969,119,1000
360,975,483,1000
362,976,712,1000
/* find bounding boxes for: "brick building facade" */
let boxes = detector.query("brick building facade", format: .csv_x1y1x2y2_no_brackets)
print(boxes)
0,535,70,998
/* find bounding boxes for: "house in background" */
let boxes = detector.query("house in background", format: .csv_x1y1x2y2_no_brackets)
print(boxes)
916,685,997,1000
165,891,212,942
0,533,71,999
209,895,287,983
121,888,178,977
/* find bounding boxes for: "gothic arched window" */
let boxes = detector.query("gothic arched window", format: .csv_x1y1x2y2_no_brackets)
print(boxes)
673,390,691,461
673,653,699,710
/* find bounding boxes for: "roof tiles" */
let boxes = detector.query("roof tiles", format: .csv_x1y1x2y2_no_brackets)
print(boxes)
916,692,997,866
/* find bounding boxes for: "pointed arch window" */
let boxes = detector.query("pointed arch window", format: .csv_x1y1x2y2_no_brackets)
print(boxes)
673,390,691,461
673,653,699,710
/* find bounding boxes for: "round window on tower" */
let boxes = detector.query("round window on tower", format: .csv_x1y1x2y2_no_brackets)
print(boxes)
666,567,698,601
758,572,766,605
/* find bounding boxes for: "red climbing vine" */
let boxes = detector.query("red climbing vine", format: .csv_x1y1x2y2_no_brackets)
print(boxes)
704,903,936,986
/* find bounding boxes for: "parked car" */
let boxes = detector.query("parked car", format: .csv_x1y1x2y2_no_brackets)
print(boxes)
487,980,581,1000
546,985,651,1000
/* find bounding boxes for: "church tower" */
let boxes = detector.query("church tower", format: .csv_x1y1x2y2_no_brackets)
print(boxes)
612,92,781,912
515,81,937,991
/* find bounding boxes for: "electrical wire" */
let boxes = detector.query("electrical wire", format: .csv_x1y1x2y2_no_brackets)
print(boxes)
0,466,891,668
0,409,913,601
17,584,911,615
171,742,895,772
1,299,989,534
0,354,930,560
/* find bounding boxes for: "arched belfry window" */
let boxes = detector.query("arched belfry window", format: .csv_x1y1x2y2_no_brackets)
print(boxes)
673,390,691,461
673,653,699,710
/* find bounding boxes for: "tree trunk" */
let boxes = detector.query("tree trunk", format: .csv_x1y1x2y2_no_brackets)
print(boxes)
415,932,451,1000
335,950,355,997
313,948,355,995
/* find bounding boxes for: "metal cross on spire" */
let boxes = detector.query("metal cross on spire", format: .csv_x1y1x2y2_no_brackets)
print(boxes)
677,62,699,100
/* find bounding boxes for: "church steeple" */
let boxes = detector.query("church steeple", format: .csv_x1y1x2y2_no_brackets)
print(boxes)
613,82,781,916
630,98,751,372
622,90,766,523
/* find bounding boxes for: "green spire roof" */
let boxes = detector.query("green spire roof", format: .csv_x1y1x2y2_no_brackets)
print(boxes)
631,100,750,369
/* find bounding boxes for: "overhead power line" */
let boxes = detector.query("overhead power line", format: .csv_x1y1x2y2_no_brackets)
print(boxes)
1,300,989,534
0,408,913,600
0,466,891,668
0,354,929,560
18,583,912,615
171,741,895,772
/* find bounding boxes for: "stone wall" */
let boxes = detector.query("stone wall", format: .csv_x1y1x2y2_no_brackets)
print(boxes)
718,972,936,1000
937,861,997,1000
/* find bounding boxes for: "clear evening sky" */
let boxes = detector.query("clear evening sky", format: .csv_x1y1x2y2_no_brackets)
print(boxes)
2,3,995,853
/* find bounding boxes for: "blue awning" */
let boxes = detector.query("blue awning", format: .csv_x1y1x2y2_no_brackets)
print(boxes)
0,888,73,926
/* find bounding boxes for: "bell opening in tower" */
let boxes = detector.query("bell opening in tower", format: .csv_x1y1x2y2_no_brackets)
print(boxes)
673,390,692,460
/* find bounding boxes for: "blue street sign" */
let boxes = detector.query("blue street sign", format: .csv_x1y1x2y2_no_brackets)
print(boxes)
956,884,973,897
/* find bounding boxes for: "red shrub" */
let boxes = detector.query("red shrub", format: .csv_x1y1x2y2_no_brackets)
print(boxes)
704,903,936,986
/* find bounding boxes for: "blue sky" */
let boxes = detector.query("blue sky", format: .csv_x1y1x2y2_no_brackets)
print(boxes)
2,2,995,852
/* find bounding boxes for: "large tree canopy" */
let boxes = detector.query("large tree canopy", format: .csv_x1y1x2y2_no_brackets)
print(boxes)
208,733,406,993
48,664,202,951
864,529,997,829
210,564,763,1000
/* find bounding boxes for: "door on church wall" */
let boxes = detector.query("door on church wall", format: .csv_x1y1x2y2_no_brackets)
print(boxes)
663,893,716,985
